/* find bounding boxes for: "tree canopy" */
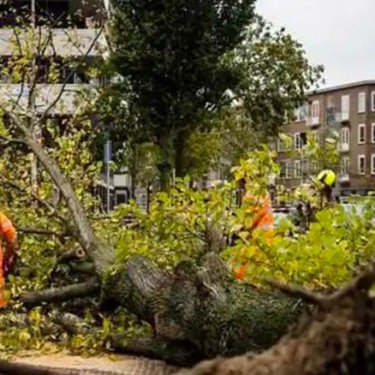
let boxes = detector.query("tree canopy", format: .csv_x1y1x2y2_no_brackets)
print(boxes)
107,1,322,185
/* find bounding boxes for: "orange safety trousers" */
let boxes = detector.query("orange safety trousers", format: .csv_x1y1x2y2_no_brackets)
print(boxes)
235,194,274,281
0,212,17,308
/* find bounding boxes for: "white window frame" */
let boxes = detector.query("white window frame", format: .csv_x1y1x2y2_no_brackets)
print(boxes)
372,154,375,175
341,94,350,121
294,133,301,149
358,155,366,175
285,161,292,179
341,157,350,176
311,100,320,125
372,123,375,143
294,160,302,178
341,127,350,146
277,139,287,152
294,104,308,122
358,92,366,113
358,124,366,144
372,91,375,112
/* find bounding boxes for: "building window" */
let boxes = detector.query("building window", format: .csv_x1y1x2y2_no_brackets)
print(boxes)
277,139,288,152
311,100,320,124
286,162,292,179
372,155,375,175
358,124,366,144
301,159,309,175
358,155,366,175
358,92,366,113
372,123,375,143
279,161,286,179
294,105,308,122
372,91,375,112
341,95,350,121
341,127,350,146
294,160,302,178
294,132,307,150
311,161,318,173
341,157,350,176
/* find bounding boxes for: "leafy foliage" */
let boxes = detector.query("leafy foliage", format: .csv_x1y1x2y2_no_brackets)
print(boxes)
106,1,322,183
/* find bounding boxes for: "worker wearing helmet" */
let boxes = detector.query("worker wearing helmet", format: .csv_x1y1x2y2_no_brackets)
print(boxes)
317,169,336,207
0,211,18,308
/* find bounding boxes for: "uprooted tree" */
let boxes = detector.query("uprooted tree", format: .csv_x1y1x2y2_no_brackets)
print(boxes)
0,3,305,364
2,2,375,375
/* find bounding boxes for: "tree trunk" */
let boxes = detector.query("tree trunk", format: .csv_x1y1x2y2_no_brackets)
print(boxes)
190,267,375,375
102,253,303,362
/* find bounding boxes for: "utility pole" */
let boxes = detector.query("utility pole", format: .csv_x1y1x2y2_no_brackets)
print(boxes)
30,0,40,194
104,139,112,214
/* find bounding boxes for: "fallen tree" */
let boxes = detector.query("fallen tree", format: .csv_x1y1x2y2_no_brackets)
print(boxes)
1,8,374,372
4,112,301,363
190,265,375,375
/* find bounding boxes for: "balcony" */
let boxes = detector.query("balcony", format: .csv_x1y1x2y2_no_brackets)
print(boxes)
339,143,350,153
306,117,320,127
0,28,107,57
327,111,342,125
339,174,350,183
0,83,92,114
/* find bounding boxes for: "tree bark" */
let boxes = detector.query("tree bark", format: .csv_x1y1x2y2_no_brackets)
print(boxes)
20,278,100,305
102,253,303,362
14,119,114,274
190,267,375,375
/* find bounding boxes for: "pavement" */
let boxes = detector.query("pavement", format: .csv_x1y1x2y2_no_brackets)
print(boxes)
12,354,189,375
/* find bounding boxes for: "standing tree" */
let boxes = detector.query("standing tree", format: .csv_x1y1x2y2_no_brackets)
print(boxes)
108,2,322,188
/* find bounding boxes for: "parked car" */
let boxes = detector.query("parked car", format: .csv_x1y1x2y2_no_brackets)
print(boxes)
273,207,295,227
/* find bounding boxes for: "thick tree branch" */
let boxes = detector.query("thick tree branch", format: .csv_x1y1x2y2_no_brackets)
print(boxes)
9,120,114,273
56,248,86,264
20,278,100,305
264,278,325,307
18,227,65,237
265,263,375,310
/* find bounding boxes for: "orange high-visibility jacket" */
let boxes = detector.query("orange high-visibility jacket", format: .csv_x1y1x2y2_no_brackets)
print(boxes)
243,193,274,232
235,193,274,281
0,212,17,308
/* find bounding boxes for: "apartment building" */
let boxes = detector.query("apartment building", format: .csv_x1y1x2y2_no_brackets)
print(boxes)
278,80,375,197
0,0,107,113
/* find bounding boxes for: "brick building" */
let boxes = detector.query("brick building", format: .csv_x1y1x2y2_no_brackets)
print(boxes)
278,80,375,197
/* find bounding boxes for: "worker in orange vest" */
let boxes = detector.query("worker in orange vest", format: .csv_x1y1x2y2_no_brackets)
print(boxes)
0,212,18,308
235,178,274,281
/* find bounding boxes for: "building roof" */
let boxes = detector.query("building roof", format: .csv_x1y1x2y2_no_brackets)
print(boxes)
308,80,375,96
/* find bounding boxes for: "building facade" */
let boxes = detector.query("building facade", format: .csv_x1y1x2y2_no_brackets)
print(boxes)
278,81,375,197
0,0,107,114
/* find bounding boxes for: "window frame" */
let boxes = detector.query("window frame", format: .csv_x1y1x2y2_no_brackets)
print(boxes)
372,154,375,175
358,123,366,144
372,91,375,112
358,155,366,175
341,94,350,120
285,161,292,179
358,92,366,113
341,127,350,146
372,123,375,144
341,156,350,176
277,138,287,152
311,100,320,124
294,160,302,178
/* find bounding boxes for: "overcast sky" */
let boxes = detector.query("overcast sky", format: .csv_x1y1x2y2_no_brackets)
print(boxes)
256,0,375,88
